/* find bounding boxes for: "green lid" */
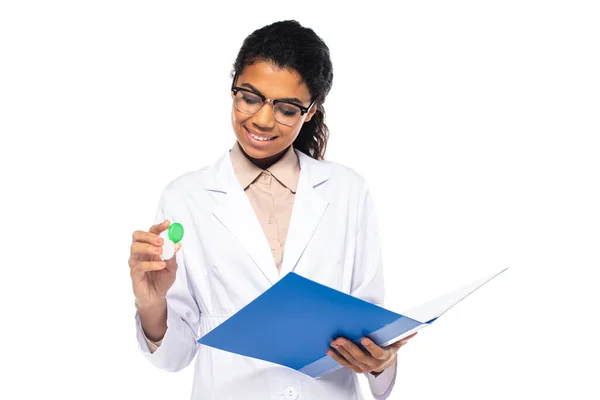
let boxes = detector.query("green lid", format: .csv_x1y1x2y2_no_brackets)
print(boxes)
168,222,184,243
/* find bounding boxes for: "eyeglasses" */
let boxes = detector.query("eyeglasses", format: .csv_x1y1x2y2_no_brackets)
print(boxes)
231,73,316,126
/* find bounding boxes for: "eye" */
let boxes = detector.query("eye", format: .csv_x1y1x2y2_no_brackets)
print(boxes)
241,93,260,105
276,103,300,117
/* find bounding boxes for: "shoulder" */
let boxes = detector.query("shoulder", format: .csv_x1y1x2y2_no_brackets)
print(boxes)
297,150,368,189
158,152,227,200
328,161,368,190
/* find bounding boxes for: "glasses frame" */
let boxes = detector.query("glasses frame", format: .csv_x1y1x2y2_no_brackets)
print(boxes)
231,72,316,126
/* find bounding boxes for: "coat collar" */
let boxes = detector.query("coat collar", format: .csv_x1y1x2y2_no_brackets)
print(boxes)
205,148,329,193
205,148,330,286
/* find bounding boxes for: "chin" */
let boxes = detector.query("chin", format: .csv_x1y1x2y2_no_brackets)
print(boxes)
240,144,266,159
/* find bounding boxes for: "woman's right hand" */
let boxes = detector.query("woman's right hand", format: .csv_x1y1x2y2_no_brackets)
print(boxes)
129,219,181,309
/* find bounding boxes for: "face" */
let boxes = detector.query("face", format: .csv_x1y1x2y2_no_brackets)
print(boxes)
230,61,317,163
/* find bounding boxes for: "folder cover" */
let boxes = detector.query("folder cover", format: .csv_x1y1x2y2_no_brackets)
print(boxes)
197,267,508,378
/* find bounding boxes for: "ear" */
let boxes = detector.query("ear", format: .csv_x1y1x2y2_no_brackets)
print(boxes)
304,103,319,123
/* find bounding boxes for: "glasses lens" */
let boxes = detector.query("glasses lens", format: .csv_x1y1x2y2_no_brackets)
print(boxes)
233,89,303,125
274,102,301,125
234,90,262,114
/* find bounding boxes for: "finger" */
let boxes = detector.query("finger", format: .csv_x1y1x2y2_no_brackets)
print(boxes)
332,341,373,372
130,261,167,280
360,337,386,360
393,332,418,343
336,339,378,368
326,349,362,374
149,219,170,234
132,230,163,246
388,338,411,351
391,332,418,349
130,242,163,261
397,332,419,347
136,260,167,272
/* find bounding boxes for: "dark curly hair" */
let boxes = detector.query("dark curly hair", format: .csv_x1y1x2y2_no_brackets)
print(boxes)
231,20,334,160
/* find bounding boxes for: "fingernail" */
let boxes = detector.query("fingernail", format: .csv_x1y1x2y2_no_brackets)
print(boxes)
155,238,162,245
331,343,338,348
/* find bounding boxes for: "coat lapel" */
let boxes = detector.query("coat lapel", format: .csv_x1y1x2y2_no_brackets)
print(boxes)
205,149,330,286
207,151,280,286
279,150,330,277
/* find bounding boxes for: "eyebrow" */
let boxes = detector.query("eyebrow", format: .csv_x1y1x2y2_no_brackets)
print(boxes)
240,82,306,105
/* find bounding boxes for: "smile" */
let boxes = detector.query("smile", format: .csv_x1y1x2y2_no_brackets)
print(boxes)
245,126,277,142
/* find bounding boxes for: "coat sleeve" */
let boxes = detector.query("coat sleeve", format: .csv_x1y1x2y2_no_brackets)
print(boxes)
134,187,201,372
350,181,398,400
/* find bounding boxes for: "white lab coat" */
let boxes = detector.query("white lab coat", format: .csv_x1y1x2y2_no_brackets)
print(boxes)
135,148,398,399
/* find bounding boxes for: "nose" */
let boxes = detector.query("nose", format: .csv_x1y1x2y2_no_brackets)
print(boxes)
251,100,276,129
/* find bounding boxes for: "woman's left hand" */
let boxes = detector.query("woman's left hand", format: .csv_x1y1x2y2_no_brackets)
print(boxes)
326,332,418,375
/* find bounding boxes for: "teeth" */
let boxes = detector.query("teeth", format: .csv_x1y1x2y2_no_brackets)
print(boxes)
248,130,274,141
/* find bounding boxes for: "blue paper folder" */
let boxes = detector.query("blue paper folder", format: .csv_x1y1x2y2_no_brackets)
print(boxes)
197,268,507,378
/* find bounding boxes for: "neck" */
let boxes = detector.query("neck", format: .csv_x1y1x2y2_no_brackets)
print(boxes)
238,142,288,170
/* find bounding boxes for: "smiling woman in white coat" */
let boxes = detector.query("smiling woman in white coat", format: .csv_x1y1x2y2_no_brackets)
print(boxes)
128,20,416,400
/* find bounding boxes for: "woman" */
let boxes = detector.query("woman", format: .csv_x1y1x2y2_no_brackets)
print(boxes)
129,20,416,399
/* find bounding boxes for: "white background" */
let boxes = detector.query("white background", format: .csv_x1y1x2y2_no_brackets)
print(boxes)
1,1,598,399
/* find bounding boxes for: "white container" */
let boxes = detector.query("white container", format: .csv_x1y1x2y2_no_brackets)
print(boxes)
160,229,176,260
